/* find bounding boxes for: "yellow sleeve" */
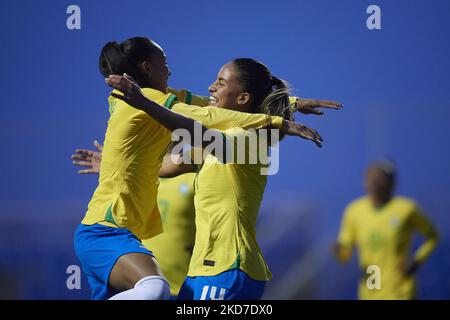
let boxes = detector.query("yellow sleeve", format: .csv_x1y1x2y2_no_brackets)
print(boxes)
336,205,355,262
410,204,439,264
171,102,284,130
167,88,210,107
289,96,298,111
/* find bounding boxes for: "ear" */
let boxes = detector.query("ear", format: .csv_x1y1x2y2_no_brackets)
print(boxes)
237,92,250,105
140,61,152,74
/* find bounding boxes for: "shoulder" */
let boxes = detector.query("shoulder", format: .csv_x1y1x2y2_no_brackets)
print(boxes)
392,196,419,209
391,196,422,216
346,196,369,211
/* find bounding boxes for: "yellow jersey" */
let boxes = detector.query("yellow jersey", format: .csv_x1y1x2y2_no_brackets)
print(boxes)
167,88,209,107
142,173,196,296
337,196,438,300
188,127,272,281
82,87,284,239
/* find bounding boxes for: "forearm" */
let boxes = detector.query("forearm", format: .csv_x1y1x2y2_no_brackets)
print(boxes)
141,99,212,148
413,234,439,264
159,154,197,178
171,103,284,131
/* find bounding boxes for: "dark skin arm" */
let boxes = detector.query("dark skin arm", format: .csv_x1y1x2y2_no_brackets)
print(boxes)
293,98,343,115
107,74,212,150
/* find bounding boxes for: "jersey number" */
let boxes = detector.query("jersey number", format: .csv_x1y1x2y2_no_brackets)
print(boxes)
200,286,227,300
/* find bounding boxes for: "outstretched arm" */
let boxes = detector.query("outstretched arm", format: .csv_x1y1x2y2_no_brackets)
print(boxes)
107,74,213,150
290,97,343,115
168,88,343,116
71,140,197,178
106,74,324,148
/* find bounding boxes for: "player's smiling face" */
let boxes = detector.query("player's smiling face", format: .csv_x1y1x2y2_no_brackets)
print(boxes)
208,63,250,112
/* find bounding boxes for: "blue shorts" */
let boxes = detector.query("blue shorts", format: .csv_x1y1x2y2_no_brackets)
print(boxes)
74,223,154,300
177,269,266,300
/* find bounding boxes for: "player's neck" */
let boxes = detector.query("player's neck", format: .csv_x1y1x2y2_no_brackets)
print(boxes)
370,194,392,209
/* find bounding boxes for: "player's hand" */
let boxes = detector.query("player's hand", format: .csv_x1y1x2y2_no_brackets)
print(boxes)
331,242,342,259
292,98,343,115
71,140,103,174
105,74,149,110
282,120,323,148
401,260,419,276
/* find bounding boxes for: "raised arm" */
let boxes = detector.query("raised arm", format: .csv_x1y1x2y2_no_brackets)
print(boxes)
290,97,343,115
106,74,323,148
168,88,343,116
107,74,213,150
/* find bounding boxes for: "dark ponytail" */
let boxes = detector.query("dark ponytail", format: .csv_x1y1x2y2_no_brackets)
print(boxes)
99,37,159,87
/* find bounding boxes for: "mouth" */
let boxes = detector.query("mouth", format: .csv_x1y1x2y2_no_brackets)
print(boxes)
209,96,219,106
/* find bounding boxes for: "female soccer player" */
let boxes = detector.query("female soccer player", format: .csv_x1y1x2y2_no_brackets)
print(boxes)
72,141,196,299
74,37,322,300
333,162,438,299
104,57,341,300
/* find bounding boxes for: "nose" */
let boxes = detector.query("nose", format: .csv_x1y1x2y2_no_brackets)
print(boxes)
208,82,217,93
168,68,172,77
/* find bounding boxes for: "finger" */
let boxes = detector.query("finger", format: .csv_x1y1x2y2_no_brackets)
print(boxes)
313,139,323,148
93,140,103,152
110,92,129,103
106,76,130,93
298,106,324,115
303,99,342,109
312,129,323,142
78,169,98,174
72,160,93,167
304,132,322,148
117,75,138,93
123,73,139,86
314,100,343,109
309,108,324,115
106,79,128,93
74,149,95,156
71,154,92,162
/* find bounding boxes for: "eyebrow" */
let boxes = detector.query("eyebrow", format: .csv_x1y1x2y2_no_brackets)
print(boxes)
218,77,227,82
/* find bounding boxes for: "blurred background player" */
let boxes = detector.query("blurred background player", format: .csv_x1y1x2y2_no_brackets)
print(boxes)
332,161,439,299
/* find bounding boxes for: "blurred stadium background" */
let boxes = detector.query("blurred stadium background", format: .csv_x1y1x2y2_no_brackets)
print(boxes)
0,0,449,299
